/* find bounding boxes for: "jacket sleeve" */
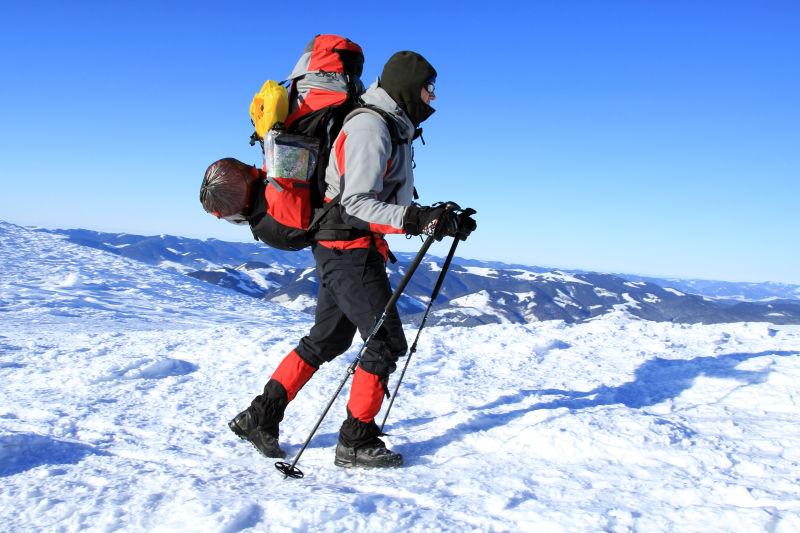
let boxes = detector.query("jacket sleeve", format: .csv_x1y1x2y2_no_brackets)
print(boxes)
334,115,408,234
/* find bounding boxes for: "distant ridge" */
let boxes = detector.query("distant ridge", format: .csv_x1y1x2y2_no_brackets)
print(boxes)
29,224,800,326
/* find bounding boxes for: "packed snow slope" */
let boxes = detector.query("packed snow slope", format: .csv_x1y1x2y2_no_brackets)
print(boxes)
2,221,800,531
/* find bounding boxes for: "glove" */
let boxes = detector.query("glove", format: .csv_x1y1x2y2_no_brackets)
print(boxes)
403,203,461,240
455,209,477,241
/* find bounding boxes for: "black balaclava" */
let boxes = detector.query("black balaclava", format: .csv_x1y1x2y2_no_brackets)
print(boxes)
378,51,437,127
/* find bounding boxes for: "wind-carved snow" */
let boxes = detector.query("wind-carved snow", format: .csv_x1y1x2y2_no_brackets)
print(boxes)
2,221,800,531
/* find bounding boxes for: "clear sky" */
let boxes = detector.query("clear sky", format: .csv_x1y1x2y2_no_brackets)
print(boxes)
1,1,797,283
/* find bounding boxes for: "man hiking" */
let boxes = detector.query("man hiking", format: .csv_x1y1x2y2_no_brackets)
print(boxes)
229,51,475,468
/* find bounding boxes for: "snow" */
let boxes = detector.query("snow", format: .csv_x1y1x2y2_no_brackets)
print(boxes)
239,271,280,292
449,289,492,311
621,292,642,309
158,260,195,274
443,290,507,323
643,293,661,304
515,291,536,301
2,221,800,531
594,287,618,298
665,287,686,296
426,261,442,273
624,281,647,288
554,288,580,308
512,270,591,285
462,266,499,278
297,267,316,281
271,293,316,312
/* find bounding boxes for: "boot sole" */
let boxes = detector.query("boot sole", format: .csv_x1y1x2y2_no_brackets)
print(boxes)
334,457,403,468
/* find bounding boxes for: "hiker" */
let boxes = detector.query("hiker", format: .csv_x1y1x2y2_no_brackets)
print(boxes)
229,51,475,468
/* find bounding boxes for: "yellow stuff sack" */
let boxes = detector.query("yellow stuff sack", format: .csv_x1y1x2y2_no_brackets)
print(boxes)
249,80,289,140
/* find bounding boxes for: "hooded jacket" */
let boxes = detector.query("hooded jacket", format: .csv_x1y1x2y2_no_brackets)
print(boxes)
319,81,417,254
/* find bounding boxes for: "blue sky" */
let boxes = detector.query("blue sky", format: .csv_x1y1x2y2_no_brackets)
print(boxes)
1,1,797,283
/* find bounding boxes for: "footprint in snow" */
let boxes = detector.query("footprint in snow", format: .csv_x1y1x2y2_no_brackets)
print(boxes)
133,358,198,380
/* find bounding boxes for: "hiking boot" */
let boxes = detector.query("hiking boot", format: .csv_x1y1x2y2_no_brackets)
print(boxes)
228,409,285,459
334,441,403,468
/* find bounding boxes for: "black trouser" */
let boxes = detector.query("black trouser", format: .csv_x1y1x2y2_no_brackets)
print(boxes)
296,245,407,375
250,244,407,448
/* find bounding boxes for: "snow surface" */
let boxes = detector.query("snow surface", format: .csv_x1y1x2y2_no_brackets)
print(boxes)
2,221,800,531
426,261,442,273
462,266,499,278
594,287,618,299
665,287,687,297
271,293,317,312
511,270,591,285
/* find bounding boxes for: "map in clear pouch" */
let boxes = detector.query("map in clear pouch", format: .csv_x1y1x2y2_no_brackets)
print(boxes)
264,130,319,181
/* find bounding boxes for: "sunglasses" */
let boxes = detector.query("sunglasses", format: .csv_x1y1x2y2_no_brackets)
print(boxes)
423,80,435,97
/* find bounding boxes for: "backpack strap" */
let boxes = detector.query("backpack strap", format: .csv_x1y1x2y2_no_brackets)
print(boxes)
308,193,342,231
309,105,408,241
343,103,407,159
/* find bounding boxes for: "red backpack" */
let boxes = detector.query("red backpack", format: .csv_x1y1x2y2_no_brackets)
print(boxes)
248,34,365,250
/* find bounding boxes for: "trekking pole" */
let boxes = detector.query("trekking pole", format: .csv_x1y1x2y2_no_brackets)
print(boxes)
275,232,439,479
379,235,461,432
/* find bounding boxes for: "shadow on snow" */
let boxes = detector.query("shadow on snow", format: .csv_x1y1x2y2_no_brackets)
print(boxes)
0,432,110,477
396,350,800,459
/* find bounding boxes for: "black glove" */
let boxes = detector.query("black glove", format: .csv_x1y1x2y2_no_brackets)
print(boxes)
403,203,461,240
455,209,477,241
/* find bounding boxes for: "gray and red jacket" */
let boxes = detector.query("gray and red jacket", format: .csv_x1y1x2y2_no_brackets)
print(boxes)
319,82,416,258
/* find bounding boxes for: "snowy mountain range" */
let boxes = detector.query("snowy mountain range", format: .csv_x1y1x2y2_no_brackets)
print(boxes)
34,225,800,326
2,219,800,530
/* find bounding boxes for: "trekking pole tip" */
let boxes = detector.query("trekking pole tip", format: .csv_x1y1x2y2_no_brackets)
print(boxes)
275,461,304,479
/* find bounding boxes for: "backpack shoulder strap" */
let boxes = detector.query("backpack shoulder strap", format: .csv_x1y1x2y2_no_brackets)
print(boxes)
343,104,407,158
